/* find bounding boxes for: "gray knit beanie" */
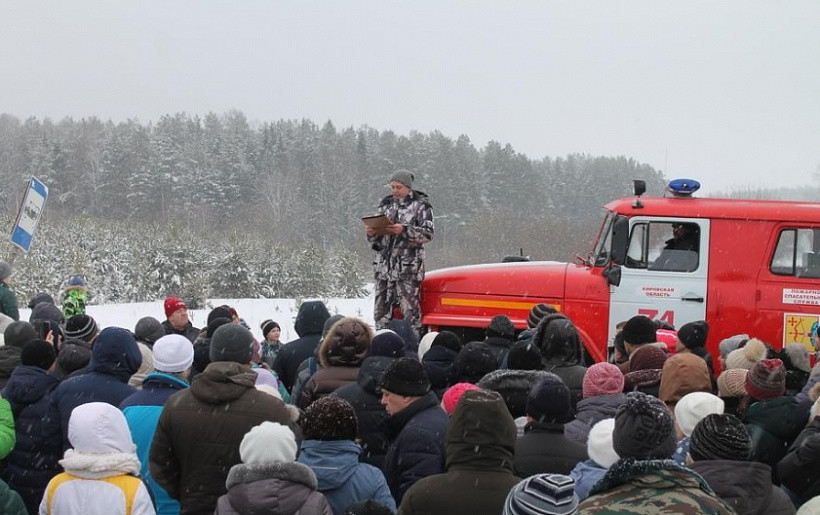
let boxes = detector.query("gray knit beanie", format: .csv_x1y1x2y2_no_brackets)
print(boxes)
0,261,11,281
389,169,414,188
210,323,253,364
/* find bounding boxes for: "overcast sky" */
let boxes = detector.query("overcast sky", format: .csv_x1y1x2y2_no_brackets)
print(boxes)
2,1,818,193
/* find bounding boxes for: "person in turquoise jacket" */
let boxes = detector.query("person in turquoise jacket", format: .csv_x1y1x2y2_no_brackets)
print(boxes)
298,396,396,514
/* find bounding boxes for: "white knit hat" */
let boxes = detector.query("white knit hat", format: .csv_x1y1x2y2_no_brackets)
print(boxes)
724,338,767,370
674,392,725,437
152,334,194,373
239,422,297,464
587,418,619,468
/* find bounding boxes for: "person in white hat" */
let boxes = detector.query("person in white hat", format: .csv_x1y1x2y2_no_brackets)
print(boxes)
120,334,194,515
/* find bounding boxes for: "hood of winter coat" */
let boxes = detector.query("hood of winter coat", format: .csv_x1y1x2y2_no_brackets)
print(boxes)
318,317,371,368
357,356,393,395
190,361,258,404
690,459,776,513
0,345,22,378
3,365,59,406
746,396,806,439
445,389,516,473
575,393,627,419
658,353,712,405
294,301,331,338
422,345,458,388
477,369,556,419
67,401,136,454
298,439,362,490
224,461,319,514
89,327,142,381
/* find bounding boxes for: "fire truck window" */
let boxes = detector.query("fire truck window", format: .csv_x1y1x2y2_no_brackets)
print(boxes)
625,223,647,268
648,222,700,272
772,228,820,278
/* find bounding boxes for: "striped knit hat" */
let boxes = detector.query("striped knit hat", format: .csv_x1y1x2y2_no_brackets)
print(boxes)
689,413,751,462
503,474,579,515
745,358,786,401
64,314,98,342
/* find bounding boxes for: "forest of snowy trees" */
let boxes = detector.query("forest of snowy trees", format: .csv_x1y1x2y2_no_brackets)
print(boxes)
0,111,670,305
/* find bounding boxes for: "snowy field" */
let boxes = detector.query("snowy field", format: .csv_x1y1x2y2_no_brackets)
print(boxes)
19,295,376,344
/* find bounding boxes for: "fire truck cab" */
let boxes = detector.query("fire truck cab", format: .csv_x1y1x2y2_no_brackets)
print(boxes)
420,180,820,363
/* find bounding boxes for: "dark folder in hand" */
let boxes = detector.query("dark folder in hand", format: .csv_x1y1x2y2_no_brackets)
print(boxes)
362,214,392,236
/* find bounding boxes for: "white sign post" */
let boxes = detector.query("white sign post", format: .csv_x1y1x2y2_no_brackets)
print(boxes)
10,176,48,253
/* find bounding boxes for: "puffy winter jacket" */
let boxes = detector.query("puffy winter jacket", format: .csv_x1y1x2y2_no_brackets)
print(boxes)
514,420,589,477
777,416,820,503
1,365,61,514
273,301,331,391
691,459,795,515
382,391,448,504
298,439,395,514
565,393,627,444
745,395,807,474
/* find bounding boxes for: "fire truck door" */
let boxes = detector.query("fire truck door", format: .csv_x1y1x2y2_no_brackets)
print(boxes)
608,218,709,343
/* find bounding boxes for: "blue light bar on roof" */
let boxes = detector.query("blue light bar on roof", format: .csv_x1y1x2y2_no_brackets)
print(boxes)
668,178,700,196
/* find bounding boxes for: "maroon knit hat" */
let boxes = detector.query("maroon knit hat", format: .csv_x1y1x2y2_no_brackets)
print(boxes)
744,358,786,401
628,345,668,372
583,362,625,398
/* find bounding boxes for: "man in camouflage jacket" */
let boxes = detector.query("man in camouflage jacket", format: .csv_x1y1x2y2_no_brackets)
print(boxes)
366,169,433,333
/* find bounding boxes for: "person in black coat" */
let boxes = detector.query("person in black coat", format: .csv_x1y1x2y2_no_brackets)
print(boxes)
422,331,461,398
332,356,394,468
1,340,62,514
380,358,448,504
483,314,516,367
777,411,820,505
514,374,588,477
272,300,331,392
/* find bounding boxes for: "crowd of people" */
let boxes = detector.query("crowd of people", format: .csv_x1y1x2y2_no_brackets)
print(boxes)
0,282,819,514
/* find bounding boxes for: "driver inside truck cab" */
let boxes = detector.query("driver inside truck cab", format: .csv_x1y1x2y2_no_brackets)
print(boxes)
652,222,700,272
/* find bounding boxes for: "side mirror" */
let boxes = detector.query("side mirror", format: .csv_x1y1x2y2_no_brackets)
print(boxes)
604,264,622,286
610,215,629,265
633,180,646,197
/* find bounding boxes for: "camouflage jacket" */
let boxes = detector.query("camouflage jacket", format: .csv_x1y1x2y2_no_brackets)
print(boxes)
369,190,433,282
579,458,736,514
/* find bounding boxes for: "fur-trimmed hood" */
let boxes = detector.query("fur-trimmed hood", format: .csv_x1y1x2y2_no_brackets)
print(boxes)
318,317,372,368
477,369,556,418
227,461,318,490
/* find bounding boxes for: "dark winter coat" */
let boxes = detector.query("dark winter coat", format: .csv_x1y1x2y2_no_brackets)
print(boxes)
745,395,807,474
273,301,331,392
149,361,295,515
1,365,61,514
565,393,627,444
514,420,588,477
421,345,458,398
215,461,333,515
398,389,521,515
297,439,396,514
579,458,734,514
382,391,448,504
0,478,26,515
0,283,19,322
777,416,820,503
46,330,142,448
477,369,555,418
0,345,22,391
298,317,371,409
484,335,514,367
161,319,200,343
691,459,795,515
544,363,587,411
120,372,190,515
332,356,393,468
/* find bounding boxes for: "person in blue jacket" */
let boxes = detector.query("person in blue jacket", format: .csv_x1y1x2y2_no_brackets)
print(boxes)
121,334,194,515
298,396,395,514
45,326,142,449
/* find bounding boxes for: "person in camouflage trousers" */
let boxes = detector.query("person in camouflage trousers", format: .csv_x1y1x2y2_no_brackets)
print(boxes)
366,169,433,333
579,391,734,514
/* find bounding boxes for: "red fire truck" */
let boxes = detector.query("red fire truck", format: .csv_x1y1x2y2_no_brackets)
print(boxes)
420,180,820,363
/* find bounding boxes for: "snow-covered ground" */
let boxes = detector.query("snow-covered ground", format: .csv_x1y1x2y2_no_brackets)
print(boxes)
19,295,375,343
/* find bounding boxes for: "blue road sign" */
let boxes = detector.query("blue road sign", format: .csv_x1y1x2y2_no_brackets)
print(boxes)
10,176,48,252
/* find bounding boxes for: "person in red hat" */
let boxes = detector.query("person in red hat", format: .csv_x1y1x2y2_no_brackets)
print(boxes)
161,297,200,343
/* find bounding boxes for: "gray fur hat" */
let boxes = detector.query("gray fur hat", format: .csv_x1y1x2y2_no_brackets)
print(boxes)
389,169,414,188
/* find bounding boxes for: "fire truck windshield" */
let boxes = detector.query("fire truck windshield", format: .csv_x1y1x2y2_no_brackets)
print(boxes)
593,210,615,266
